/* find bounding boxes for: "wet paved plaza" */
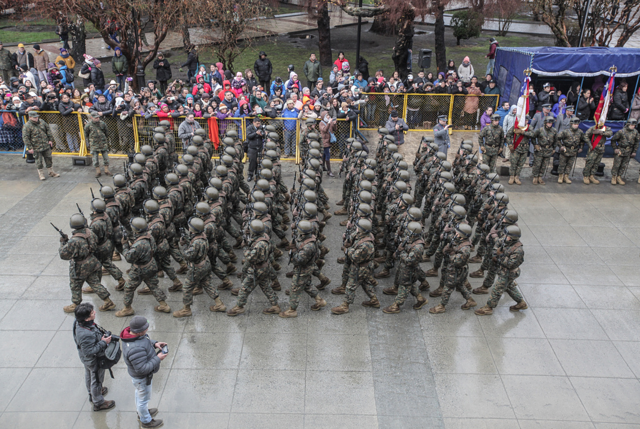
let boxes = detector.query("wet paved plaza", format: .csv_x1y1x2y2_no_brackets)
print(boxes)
1,155,640,429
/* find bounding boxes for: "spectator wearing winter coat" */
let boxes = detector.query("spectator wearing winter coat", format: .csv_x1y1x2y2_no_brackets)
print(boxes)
319,112,336,176
486,38,499,76
80,54,95,88
73,303,116,413
192,75,211,96
483,80,500,95
90,93,114,117
210,63,223,85
111,47,128,91
91,60,106,90
552,94,567,118
12,44,34,76
230,72,246,98
611,82,630,120
181,46,199,83
282,99,299,157
58,93,80,151
357,56,370,81
32,45,49,85
576,89,595,121
254,51,272,95
334,51,348,72
177,112,201,150
303,53,322,89
502,105,517,161
496,101,510,127
480,106,493,130
54,48,76,73
152,52,171,94
457,56,474,83
386,110,409,145
270,77,284,97
120,316,167,428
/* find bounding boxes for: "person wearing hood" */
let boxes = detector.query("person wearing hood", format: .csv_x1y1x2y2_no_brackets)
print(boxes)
32,44,49,85
457,56,474,84
152,52,171,94
111,47,128,91
80,54,94,88
486,38,499,76
502,105,518,162
480,106,493,130
357,55,370,81
230,71,246,98
552,94,567,118
192,74,211,96
270,76,284,96
180,45,199,83
120,316,167,428
254,51,272,95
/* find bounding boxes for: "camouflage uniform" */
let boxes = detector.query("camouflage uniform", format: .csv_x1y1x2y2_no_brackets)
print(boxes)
583,126,613,178
237,233,278,307
180,232,220,306
439,237,472,306
532,126,557,178
122,232,166,305
557,127,589,175
89,212,123,282
394,238,425,306
288,235,320,311
0,47,13,84
84,120,110,167
479,124,504,172
345,232,376,305
147,214,179,281
486,240,525,308
506,127,534,177
59,228,110,305
23,118,55,169
611,125,640,177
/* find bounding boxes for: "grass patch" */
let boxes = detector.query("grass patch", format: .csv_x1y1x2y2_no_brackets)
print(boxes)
0,31,59,43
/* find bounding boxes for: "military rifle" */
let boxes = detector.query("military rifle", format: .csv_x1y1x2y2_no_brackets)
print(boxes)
90,188,95,199
76,203,85,218
50,223,68,242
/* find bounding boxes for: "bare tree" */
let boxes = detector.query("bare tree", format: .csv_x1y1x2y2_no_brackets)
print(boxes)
484,0,522,36
532,0,640,47
304,0,333,68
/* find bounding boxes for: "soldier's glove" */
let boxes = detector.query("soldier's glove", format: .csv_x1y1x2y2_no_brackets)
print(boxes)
594,128,603,135
561,146,566,153
60,235,68,243
514,128,523,135
534,145,541,151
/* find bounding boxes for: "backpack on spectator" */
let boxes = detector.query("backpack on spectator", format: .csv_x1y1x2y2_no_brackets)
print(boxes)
64,68,75,83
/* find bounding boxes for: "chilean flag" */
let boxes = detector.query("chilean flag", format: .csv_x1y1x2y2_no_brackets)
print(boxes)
591,70,615,150
513,75,531,150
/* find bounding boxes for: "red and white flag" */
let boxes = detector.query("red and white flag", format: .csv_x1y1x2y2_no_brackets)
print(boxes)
513,74,531,150
591,69,615,150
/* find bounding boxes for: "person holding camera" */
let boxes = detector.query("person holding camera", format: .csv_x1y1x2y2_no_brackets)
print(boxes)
73,302,116,412
120,315,167,428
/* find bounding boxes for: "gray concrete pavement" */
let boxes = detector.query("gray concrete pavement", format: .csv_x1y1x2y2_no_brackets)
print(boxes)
1,152,640,428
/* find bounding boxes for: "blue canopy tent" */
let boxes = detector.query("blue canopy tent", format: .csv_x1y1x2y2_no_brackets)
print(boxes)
494,47,640,159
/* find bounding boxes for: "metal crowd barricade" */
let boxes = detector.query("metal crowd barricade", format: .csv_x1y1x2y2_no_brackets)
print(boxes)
405,94,453,130
0,110,23,152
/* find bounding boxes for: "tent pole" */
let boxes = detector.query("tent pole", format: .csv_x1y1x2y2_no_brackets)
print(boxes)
576,76,585,114
578,0,593,47
628,75,639,121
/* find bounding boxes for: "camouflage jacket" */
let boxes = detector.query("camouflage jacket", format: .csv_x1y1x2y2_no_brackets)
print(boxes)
244,234,270,267
292,236,318,275
89,213,113,247
59,228,101,276
202,215,219,255
115,188,134,218
557,127,589,156
181,233,208,264
123,232,156,266
497,240,524,277
346,233,375,266
506,127,534,155
0,47,12,70
147,215,170,254
399,239,424,269
584,126,613,154
84,120,109,152
446,238,471,269
23,119,54,152
130,176,149,206
479,124,505,156
154,145,169,172
611,126,640,156
533,126,558,157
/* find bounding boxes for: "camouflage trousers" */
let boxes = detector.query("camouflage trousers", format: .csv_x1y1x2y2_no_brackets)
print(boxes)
487,272,523,308
394,266,420,305
481,258,499,289
583,150,603,177
155,250,178,281
394,263,426,286
183,260,219,306
225,218,242,239
239,177,251,195
558,153,577,175
345,264,376,305
96,242,123,281
289,269,318,310
532,154,551,178
440,265,470,306
69,265,110,305
123,260,165,306
34,148,53,170
509,151,528,177
208,251,228,281
169,239,185,264
483,152,499,173
384,238,396,270
237,266,278,307
612,154,631,177
91,150,110,167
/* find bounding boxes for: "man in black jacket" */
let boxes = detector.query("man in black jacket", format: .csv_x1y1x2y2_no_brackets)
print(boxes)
181,46,199,84
120,316,167,428
254,51,272,96
153,52,172,94
73,303,116,412
246,117,265,181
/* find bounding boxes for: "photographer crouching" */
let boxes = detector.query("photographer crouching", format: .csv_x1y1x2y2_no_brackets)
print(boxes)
120,316,168,428
73,303,116,412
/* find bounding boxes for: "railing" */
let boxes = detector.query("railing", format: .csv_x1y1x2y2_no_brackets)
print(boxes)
9,93,499,161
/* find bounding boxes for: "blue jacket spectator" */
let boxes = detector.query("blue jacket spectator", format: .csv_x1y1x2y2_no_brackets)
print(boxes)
496,102,510,127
